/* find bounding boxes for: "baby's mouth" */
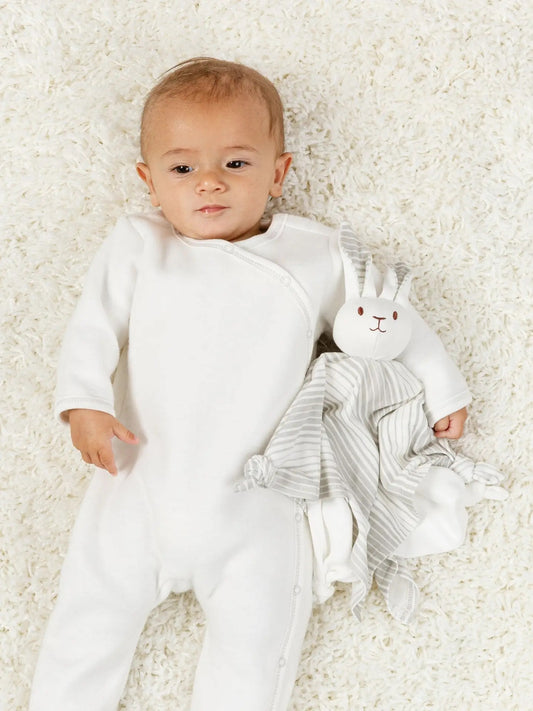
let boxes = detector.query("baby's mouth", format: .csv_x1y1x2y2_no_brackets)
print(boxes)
197,205,227,214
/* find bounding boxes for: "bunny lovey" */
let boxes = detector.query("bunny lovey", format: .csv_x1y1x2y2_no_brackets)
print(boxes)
238,223,506,624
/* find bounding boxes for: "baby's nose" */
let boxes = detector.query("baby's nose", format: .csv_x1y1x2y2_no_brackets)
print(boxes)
196,169,225,191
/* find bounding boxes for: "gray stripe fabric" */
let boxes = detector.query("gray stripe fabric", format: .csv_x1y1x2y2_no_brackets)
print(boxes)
239,352,505,623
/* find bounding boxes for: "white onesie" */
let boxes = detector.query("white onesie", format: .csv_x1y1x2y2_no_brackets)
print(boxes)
30,211,471,711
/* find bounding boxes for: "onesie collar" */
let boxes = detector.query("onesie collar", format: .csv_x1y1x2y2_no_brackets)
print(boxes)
172,213,286,249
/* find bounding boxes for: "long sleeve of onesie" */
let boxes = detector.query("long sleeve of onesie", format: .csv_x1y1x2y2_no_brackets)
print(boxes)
398,306,471,426
325,228,471,426
54,217,144,422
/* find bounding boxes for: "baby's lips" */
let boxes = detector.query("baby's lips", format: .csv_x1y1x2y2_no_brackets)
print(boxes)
197,204,227,214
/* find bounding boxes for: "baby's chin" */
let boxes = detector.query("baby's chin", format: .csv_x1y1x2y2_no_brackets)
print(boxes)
170,214,264,243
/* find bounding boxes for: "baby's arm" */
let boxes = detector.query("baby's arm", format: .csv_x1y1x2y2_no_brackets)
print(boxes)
55,218,144,470
68,409,138,476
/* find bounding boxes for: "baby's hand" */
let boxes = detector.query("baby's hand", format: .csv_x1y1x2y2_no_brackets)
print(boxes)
67,409,139,476
433,407,468,439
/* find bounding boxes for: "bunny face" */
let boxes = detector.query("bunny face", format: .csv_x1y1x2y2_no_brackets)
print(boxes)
333,296,412,360
335,222,415,360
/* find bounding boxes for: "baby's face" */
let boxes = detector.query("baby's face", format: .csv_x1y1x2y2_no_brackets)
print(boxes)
137,95,291,242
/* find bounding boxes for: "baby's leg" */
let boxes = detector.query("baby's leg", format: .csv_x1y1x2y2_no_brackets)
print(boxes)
29,470,162,711
191,488,313,711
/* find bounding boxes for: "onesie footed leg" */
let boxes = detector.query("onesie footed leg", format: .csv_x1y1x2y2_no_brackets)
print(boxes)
191,492,313,711
29,471,162,711
29,581,154,711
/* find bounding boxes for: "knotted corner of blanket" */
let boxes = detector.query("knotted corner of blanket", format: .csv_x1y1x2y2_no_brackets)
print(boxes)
451,453,506,487
234,454,277,493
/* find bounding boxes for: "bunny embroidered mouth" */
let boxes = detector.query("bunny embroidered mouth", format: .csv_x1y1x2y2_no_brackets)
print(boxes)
370,317,387,333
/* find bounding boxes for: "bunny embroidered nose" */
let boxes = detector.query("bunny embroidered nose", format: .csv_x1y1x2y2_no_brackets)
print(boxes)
370,316,387,333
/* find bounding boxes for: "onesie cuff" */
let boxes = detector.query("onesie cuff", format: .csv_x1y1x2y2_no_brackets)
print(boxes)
424,389,472,428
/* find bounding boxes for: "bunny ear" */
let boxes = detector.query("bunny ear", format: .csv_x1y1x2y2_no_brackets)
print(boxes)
339,222,375,298
380,262,412,304
394,263,412,305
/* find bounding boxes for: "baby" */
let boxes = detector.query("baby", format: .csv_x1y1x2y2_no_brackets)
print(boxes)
30,58,470,711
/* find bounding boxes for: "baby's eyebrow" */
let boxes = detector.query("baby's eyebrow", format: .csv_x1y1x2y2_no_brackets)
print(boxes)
162,145,259,158
224,145,259,153
162,148,194,157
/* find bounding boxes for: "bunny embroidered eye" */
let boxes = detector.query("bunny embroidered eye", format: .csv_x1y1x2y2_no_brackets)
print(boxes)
393,311,398,320
358,307,364,316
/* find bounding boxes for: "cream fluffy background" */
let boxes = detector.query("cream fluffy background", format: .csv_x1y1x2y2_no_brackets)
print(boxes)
1,1,532,709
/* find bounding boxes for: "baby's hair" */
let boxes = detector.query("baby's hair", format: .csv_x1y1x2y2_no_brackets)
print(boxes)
140,57,286,160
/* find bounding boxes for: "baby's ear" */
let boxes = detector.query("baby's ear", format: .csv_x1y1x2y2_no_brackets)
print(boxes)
136,163,160,207
270,153,292,197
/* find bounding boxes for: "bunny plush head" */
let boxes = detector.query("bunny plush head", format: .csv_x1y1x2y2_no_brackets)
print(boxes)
332,223,413,360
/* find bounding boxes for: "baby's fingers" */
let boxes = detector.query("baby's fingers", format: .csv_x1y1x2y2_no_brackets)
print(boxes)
112,421,139,445
97,446,118,476
433,416,450,438
443,419,464,440
80,446,117,476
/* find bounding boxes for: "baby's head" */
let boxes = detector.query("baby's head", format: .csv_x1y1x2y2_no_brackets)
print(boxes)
140,57,286,160
137,57,292,242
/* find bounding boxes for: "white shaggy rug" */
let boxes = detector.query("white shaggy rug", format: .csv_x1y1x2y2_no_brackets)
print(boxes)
2,1,532,709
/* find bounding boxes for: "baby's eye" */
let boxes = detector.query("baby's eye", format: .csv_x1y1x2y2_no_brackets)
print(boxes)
393,311,398,320
173,165,193,174
357,307,364,316
226,160,248,169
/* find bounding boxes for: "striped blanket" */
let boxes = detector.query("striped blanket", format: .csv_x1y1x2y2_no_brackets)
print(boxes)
238,353,505,623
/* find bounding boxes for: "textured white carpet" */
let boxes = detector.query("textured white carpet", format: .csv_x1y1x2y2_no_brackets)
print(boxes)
2,1,532,709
